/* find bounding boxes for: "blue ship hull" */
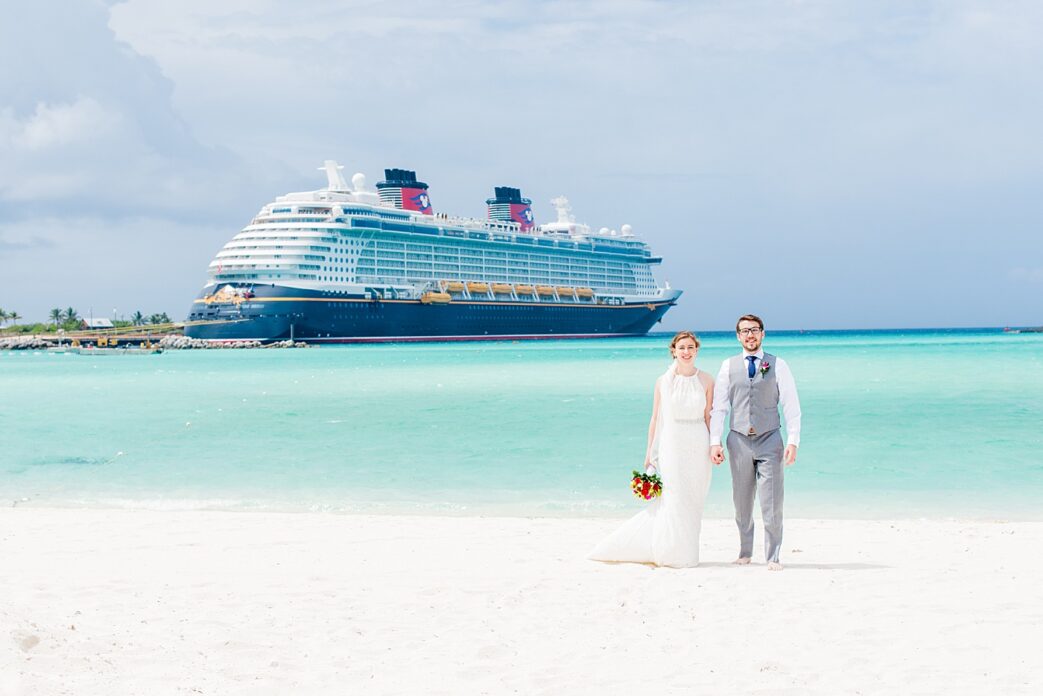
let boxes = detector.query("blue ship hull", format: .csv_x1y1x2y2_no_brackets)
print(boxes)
184,284,675,342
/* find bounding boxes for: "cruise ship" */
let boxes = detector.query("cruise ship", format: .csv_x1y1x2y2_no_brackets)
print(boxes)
184,161,681,342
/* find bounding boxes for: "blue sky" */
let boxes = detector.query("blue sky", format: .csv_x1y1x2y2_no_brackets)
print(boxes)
1,0,1041,330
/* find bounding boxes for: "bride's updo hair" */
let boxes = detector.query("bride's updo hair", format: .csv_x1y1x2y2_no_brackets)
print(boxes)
669,330,700,354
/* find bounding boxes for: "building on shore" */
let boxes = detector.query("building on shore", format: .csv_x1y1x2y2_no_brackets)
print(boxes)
80,318,115,330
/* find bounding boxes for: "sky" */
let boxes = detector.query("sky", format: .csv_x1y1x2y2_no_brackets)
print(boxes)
1,0,1041,330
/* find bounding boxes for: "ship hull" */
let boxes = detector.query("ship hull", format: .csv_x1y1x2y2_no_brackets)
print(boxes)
185,284,675,343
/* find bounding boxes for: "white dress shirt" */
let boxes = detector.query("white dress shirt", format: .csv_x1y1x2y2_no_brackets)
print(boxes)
709,350,801,447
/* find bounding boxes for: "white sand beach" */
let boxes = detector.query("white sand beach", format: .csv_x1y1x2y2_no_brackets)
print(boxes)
1,509,1040,695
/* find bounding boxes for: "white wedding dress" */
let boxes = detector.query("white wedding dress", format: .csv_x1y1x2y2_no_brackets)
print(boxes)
590,364,712,568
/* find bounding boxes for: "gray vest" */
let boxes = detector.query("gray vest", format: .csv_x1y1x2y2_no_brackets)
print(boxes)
728,352,782,436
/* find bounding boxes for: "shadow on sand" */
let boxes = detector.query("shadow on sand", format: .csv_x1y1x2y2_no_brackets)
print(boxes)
690,561,889,570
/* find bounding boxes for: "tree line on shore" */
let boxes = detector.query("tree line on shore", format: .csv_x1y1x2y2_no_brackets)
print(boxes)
0,307,173,333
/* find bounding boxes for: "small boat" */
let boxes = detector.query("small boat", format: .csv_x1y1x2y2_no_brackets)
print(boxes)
421,291,452,304
444,281,466,292
467,282,489,293
491,283,513,295
536,286,555,296
74,347,163,355
576,287,595,298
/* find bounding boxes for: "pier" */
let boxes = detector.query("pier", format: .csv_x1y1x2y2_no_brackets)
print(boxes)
0,322,311,350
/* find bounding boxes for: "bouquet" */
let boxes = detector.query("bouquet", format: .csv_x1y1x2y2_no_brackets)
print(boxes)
631,469,663,500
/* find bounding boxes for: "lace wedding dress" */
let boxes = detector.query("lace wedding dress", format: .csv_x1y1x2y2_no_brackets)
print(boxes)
590,363,712,568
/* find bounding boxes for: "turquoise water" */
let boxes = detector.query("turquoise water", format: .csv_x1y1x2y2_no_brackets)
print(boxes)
2,329,1041,519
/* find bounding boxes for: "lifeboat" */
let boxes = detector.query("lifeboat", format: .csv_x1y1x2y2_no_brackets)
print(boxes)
421,291,452,304
536,285,555,296
444,281,466,292
576,287,594,298
514,284,535,294
492,283,513,294
556,286,577,297
467,282,489,293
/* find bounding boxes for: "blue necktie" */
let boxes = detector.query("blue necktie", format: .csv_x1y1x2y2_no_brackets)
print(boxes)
747,355,756,378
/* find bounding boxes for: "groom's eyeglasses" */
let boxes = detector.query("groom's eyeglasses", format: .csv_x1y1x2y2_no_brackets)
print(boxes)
737,328,762,336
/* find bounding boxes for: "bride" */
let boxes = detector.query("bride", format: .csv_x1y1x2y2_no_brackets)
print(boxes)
590,331,715,568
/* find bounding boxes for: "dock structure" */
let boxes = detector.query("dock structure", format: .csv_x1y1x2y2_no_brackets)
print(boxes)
1,320,311,350
63,322,182,348
0,322,182,350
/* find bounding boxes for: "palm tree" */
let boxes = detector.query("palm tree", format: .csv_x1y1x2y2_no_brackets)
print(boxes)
131,311,145,326
8,311,20,326
50,308,62,327
63,307,79,324
0,308,7,327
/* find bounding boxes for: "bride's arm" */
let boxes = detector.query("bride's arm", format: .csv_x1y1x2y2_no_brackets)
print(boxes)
644,378,661,469
701,372,714,431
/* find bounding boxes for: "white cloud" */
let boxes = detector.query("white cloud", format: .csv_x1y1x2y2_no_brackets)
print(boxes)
0,0,291,220
10,97,123,151
0,98,136,200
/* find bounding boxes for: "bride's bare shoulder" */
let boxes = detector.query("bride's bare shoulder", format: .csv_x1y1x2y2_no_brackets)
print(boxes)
697,370,714,389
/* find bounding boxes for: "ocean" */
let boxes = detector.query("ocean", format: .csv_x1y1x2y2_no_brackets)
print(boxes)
2,328,1040,519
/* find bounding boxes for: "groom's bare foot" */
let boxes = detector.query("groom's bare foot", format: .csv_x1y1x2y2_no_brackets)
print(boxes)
733,557,751,565
767,561,784,571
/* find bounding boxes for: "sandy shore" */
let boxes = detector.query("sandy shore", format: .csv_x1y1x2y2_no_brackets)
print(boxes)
1,509,1039,695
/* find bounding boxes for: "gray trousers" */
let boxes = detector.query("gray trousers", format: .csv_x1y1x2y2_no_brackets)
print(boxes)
727,429,785,563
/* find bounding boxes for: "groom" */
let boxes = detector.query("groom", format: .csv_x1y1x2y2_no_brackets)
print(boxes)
709,314,801,571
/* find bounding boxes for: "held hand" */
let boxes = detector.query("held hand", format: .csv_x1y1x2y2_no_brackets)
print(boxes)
710,445,725,466
784,444,798,466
